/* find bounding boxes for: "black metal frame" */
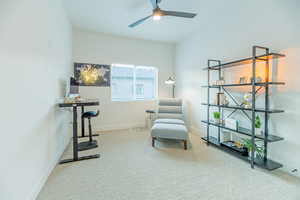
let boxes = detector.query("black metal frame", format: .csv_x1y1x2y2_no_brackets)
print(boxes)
202,46,285,170
58,101,100,164
207,59,222,145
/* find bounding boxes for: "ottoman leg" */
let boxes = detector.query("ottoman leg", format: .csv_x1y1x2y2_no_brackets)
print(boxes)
184,140,187,150
152,137,156,147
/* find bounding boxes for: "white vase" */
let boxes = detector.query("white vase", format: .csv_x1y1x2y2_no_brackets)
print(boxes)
214,118,221,124
255,128,262,135
248,151,262,160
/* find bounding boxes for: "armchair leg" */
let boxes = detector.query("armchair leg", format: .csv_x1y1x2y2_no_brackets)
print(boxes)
152,137,156,147
184,140,187,150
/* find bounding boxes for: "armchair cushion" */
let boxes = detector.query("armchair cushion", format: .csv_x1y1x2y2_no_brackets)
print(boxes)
159,99,182,106
156,113,183,120
158,106,182,114
154,118,185,125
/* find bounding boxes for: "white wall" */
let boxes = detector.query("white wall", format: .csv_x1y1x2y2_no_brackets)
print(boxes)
0,0,72,199
73,28,175,131
175,0,300,176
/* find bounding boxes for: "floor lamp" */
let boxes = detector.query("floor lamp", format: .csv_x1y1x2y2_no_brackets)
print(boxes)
165,77,176,98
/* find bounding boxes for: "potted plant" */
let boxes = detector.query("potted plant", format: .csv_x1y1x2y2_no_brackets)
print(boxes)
242,138,264,160
255,115,262,135
213,112,221,124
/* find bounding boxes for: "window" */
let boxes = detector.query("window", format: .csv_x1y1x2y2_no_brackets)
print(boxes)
135,66,157,100
136,84,144,97
111,64,158,101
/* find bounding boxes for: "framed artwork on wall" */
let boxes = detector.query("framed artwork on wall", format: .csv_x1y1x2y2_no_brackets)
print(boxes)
74,63,111,87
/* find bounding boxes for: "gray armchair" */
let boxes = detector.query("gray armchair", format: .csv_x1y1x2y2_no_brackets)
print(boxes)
151,98,188,150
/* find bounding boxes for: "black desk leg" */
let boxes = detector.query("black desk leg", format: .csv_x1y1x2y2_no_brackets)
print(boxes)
59,106,100,165
81,106,85,137
73,106,78,161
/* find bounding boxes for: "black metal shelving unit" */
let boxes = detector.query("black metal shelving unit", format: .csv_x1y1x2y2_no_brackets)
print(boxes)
201,46,285,171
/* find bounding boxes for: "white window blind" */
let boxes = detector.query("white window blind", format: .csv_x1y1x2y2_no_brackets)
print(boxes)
135,66,157,100
111,64,158,101
111,64,134,101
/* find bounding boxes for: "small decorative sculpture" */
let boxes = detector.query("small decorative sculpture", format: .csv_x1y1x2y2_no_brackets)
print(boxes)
215,77,225,86
250,76,263,83
243,93,252,108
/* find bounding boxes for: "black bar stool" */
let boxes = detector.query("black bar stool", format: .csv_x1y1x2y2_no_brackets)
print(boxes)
78,110,100,152
79,106,99,138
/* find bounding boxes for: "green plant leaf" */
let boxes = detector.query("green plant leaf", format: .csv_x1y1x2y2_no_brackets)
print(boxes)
213,112,220,119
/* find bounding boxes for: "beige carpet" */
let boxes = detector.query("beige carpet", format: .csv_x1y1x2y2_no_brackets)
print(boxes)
37,128,300,200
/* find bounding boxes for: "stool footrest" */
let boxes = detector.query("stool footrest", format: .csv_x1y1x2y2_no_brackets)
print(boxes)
78,133,99,138
78,140,98,151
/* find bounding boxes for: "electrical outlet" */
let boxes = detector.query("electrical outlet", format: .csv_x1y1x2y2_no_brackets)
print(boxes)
289,168,300,177
282,166,300,177
291,169,298,173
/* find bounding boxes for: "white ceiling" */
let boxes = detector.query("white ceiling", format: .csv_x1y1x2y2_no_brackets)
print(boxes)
63,0,209,43
64,0,276,43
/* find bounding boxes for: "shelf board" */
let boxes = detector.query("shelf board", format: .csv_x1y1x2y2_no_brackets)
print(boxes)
203,53,285,70
201,136,283,170
202,82,285,88
201,120,284,142
201,103,284,113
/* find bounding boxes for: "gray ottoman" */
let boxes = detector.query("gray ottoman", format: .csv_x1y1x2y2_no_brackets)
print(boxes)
151,123,188,150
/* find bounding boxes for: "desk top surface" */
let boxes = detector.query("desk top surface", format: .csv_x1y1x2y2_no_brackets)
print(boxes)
58,98,99,108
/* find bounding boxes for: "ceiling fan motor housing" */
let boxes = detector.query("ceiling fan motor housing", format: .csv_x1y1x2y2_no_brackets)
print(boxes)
153,8,164,17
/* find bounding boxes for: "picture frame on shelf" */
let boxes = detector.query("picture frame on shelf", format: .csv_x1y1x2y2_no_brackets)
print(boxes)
215,92,229,106
225,118,238,130
239,77,247,84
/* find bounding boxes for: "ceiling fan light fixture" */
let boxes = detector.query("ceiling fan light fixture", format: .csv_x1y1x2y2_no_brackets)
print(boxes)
153,14,161,21
153,9,162,21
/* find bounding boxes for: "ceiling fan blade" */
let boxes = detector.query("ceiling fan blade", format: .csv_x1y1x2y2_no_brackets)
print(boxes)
129,15,153,28
149,0,162,9
163,10,197,18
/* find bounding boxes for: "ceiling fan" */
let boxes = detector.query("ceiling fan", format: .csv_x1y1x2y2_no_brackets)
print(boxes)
129,0,197,28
